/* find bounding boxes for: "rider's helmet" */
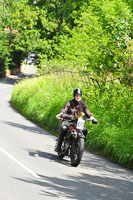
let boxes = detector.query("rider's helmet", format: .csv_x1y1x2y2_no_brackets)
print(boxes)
73,88,82,97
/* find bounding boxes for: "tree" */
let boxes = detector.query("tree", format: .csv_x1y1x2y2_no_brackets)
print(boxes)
51,0,132,84
0,0,132,81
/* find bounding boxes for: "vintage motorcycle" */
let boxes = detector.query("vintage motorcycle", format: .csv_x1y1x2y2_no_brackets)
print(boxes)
55,112,97,167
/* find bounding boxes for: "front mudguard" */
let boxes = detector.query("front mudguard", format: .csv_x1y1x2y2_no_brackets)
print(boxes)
77,132,85,139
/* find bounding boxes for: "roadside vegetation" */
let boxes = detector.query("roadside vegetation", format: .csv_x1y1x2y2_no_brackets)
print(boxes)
0,0,132,81
11,74,133,169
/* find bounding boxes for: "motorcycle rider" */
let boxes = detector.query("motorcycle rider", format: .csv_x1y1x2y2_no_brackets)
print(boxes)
55,88,98,152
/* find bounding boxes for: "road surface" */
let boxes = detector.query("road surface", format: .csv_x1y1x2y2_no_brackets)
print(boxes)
0,75,132,200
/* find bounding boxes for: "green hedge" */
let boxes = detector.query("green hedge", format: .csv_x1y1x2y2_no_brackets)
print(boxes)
11,74,133,168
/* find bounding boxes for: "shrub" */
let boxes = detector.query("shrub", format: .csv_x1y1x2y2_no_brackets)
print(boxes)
11,73,133,168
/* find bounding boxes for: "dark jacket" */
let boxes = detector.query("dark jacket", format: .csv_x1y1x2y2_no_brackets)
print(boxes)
60,99,93,118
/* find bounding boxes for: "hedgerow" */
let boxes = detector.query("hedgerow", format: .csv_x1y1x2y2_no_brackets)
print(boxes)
11,73,133,168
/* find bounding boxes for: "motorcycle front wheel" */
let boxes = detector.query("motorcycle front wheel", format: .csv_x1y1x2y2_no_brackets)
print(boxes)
70,137,84,167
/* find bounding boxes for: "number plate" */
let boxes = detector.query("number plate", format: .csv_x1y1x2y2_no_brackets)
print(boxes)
76,118,85,130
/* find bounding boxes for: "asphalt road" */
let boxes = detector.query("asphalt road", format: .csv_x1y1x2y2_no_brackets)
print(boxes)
0,75,133,200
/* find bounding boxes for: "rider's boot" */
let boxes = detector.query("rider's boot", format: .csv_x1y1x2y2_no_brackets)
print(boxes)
54,132,64,152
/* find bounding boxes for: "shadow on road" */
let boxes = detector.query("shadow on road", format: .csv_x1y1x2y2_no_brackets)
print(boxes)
15,148,132,200
27,148,133,175
13,168,133,200
28,149,71,167
0,120,51,136
0,73,37,85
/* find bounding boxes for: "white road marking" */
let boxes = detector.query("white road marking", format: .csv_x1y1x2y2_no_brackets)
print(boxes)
0,148,40,179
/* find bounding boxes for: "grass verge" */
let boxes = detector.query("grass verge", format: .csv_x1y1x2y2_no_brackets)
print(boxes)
11,73,133,169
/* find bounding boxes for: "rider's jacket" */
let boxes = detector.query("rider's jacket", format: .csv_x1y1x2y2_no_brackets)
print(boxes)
60,99,93,119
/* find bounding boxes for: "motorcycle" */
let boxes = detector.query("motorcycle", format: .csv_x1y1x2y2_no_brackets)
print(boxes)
55,112,97,167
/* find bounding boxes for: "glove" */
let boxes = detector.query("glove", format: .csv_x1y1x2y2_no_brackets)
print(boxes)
61,113,68,118
89,116,98,124
92,118,98,124
56,113,63,119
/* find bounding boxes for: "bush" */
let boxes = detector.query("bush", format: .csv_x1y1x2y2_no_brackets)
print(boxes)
11,73,133,168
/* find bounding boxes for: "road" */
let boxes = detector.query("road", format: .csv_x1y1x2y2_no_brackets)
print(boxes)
0,75,133,200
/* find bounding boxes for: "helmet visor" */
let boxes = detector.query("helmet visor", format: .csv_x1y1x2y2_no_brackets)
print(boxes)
75,94,82,97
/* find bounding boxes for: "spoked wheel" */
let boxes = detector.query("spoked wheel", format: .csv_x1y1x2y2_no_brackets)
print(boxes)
70,138,84,167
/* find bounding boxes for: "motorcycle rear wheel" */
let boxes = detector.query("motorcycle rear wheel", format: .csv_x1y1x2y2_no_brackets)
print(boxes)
70,137,84,167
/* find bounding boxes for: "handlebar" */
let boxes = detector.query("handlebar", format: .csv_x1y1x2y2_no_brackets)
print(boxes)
56,113,98,124
61,113,75,120
56,113,74,120
87,116,98,124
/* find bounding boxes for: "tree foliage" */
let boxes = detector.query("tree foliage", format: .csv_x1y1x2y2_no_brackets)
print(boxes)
0,0,132,82
0,32,11,74
52,0,132,83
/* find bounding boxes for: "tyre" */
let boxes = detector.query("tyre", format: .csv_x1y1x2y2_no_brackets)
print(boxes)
70,137,84,167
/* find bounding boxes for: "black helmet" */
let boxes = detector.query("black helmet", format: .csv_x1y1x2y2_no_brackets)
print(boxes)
73,88,82,97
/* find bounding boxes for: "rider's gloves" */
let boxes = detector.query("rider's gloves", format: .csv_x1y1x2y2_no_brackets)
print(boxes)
89,116,98,124
61,113,68,118
92,118,98,124
56,113,63,119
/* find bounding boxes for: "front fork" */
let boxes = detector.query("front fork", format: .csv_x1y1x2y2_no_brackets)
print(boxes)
71,129,85,139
